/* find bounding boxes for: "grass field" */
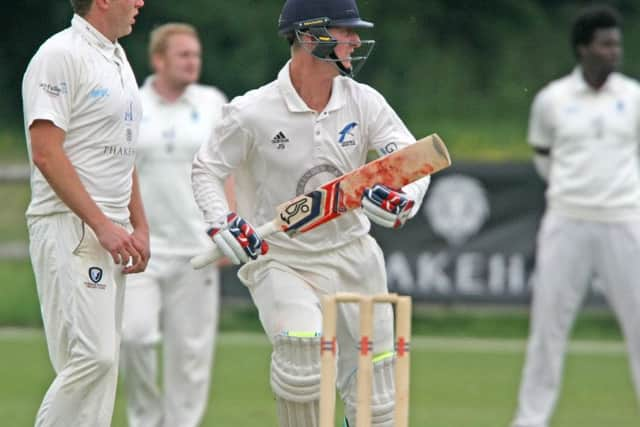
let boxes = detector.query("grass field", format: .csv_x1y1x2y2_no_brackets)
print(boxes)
1,125,637,426
1,329,637,427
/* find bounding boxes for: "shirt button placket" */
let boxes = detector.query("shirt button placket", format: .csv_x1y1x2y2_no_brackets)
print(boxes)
313,114,323,157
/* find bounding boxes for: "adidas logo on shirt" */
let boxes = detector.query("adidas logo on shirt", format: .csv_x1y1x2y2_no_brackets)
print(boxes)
271,131,289,150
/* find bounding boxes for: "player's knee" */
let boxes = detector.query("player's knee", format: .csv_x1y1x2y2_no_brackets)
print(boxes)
270,333,321,402
340,353,395,427
74,347,118,377
121,316,158,346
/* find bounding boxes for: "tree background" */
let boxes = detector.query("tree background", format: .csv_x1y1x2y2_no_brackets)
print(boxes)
2,0,639,160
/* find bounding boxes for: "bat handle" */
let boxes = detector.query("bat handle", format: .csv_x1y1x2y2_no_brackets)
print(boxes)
190,220,281,269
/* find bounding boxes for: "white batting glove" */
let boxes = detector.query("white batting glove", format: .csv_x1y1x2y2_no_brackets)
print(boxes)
361,184,415,229
207,212,269,265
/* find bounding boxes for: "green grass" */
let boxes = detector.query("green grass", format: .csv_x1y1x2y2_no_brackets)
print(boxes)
0,258,624,342
0,181,30,243
0,128,28,164
0,260,40,327
0,260,626,342
1,330,637,426
0,116,532,164
411,116,531,162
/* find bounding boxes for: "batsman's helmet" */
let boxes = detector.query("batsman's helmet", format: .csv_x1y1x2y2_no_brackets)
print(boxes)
278,0,374,36
277,0,375,77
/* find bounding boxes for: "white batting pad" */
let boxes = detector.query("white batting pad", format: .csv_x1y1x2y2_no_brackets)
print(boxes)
275,397,320,427
340,355,395,427
271,334,322,427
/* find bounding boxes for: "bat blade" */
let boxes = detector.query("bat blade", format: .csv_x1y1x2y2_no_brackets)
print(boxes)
190,133,451,269
275,133,451,236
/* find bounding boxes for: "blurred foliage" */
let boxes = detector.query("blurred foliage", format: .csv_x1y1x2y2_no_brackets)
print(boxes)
2,0,639,160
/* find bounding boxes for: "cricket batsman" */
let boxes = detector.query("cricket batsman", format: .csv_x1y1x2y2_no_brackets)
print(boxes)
192,0,430,425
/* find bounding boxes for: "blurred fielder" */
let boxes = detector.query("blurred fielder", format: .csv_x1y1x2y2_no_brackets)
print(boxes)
191,0,430,425
21,0,148,426
119,23,228,427
512,5,640,427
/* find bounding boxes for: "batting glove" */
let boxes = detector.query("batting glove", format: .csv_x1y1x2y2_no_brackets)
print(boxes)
361,184,415,229
207,212,269,265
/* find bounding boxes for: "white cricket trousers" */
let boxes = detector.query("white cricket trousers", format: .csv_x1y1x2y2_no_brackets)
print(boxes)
239,234,395,390
512,212,640,427
120,253,219,427
29,213,127,427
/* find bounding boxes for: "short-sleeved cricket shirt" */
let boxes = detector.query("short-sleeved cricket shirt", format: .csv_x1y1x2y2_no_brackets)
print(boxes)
22,14,142,223
193,61,429,252
529,67,640,221
136,77,227,255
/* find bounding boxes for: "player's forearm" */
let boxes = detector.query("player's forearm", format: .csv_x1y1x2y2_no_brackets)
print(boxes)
223,175,237,212
30,127,110,231
128,168,149,233
192,154,231,226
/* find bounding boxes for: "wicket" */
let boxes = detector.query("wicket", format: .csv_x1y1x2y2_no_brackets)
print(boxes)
319,292,412,427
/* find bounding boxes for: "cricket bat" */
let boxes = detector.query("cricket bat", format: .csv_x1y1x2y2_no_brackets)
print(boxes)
190,133,451,269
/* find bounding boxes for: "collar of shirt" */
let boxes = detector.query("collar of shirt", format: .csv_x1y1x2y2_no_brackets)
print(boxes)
570,66,623,96
71,14,126,63
142,75,198,107
277,60,346,114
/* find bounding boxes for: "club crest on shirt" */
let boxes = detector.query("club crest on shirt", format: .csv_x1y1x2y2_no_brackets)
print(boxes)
85,267,106,290
338,122,358,147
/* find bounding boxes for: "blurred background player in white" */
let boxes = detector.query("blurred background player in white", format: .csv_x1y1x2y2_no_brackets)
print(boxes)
511,5,640,427
191,0,430,425
120,23,229,427
21,0,148,426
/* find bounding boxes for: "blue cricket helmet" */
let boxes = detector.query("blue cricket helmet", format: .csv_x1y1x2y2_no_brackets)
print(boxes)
278,0,374,36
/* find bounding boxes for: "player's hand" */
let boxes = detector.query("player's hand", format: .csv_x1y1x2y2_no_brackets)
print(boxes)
123,227,150,274
93,220,143,270
361,184,415,229
207,212,269,265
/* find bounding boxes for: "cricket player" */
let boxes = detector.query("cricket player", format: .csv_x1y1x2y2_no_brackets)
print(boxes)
21,0,148,426
511,5,640,427
192,0,430,425
119,23,228,427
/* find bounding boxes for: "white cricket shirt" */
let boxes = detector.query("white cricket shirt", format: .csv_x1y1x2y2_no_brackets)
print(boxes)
193,61,430,252
22,15,142,223
136,77,227,255
529,67,640,221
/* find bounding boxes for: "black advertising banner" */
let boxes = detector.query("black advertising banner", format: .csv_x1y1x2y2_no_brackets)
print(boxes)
221,162,605,306
372,162,545,304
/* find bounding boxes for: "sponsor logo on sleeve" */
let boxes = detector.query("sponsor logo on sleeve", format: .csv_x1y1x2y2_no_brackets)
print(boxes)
39,82,68,97
89,87,109,99
378,142,398,156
